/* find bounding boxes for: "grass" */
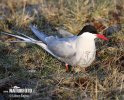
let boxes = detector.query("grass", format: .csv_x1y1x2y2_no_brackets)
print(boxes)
0,0,124,100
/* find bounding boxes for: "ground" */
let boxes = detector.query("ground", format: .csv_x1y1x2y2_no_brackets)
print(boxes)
0,0,124,100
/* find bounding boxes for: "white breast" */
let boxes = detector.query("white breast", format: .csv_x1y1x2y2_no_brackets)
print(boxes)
75,36,96,67
77,50,96,67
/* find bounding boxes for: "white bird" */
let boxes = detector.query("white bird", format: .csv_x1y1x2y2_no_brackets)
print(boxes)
1,25,108,72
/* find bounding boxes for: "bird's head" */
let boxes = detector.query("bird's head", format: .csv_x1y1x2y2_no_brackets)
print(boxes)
78,25,108,41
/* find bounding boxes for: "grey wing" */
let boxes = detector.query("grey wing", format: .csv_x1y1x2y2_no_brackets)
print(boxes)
46,37,76,58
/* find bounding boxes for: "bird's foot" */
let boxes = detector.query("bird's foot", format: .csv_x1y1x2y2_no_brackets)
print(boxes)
65,64,73,72
65,64,69,72
65,64,87,73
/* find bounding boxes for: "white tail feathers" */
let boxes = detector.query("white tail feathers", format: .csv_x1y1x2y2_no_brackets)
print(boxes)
1,32,33,42
1,31,58,59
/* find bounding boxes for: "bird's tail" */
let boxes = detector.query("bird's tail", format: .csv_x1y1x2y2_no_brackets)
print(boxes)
0,31,57,58
1,31,36,43
29,24,48,44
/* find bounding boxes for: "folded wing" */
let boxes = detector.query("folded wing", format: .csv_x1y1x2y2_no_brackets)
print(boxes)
30,24,77,59
46,36,77,58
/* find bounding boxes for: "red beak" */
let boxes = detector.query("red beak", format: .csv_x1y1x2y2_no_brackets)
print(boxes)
96,34,109,41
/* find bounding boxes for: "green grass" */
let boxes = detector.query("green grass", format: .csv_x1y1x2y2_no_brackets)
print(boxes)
0,0,124,100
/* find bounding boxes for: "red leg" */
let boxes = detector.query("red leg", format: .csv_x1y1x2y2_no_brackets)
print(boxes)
65,64,69,72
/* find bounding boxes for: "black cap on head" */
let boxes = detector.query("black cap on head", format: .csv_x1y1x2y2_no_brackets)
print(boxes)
77,25,98,36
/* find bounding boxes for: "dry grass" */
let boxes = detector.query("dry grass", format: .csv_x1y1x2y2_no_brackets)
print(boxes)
0,0,124,100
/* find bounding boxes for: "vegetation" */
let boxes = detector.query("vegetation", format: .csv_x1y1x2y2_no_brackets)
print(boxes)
0,0,123,99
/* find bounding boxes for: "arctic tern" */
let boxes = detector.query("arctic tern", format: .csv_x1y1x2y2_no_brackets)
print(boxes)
1,25,108,72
